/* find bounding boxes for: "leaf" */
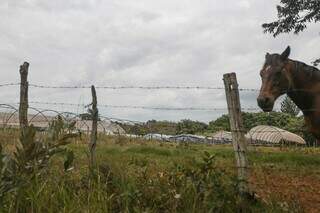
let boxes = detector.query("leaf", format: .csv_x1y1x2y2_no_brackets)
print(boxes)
312,58,320,67
64,150,74,172
68,120,76,129
48,147,66,156
50,133,78,148
204,151,210,158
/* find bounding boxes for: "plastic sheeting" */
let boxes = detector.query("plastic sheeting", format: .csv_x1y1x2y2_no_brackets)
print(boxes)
246,125,306,145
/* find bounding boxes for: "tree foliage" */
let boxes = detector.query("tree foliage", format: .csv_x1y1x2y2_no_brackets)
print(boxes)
208,112,316,146
262,0,320,66
0,117,78,205
119,119,208,136
176,119,208,134
208,115,230,132
208,112,297,132
280,96,300,116
262,0,320,36
119,112,316,145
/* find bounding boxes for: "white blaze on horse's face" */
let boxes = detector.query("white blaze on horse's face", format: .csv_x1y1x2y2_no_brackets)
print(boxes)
258,65,277,112
265,66,271,72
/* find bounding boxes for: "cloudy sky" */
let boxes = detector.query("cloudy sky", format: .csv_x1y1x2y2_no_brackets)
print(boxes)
0,0,319,123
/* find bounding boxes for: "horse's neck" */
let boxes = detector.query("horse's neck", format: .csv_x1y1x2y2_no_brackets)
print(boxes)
287,60,320,115
287,91,313,115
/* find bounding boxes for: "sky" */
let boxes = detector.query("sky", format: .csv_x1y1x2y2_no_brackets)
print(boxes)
0,0,319,123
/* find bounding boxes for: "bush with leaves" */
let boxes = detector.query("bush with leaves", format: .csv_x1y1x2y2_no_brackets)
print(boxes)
0,116,78,209
281,96,300,116
117,152,243,212
176,119,208,135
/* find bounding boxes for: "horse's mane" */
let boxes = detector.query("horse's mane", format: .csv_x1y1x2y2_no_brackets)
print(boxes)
290,59,320,80
266,53,320,79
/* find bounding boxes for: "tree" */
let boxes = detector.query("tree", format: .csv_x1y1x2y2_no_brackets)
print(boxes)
118,120,178,136
208,115,230,132
280,96,300,116
208,112,316,145
262,0,320,66
176,119,208,134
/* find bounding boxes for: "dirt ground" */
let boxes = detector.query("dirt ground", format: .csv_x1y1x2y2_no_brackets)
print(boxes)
250,168,320,213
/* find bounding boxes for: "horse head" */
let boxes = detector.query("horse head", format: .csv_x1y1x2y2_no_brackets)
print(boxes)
257,46,292,112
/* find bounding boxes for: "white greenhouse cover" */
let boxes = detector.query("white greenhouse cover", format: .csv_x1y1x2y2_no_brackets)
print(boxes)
246,125,306,144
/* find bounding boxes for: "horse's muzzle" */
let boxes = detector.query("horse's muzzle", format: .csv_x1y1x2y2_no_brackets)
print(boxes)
257,96,274,112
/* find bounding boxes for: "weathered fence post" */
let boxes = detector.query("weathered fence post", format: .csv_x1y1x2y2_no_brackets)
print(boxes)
223,73,250,197
89,85,98,173
19,62,29,135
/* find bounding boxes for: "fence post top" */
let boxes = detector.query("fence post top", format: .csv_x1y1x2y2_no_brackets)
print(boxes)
21,62,29,67
20,62,29,74
223,72,236,78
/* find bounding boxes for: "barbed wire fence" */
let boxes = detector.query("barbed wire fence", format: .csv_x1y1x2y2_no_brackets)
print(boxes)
0,62,319,207
0,67,317,147
0,69,317,141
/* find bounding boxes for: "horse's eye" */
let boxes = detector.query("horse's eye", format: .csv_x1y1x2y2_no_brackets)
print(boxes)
275,71,282,78
260,70,266,77
273,79,280,86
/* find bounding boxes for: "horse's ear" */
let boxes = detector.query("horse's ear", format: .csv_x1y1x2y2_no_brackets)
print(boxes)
280,46,290,61
265,53,270,59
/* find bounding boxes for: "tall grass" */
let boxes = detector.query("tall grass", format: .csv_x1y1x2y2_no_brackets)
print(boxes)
1,126,317,212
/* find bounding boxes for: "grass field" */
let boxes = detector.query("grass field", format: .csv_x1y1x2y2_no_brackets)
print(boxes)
1,131,320,212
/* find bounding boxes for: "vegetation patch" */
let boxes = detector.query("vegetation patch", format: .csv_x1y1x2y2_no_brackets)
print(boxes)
1,120,319,212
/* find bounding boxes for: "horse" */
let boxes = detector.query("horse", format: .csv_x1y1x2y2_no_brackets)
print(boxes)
257,46,320,143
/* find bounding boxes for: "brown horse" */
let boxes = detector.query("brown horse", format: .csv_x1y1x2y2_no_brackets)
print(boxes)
257,46,320,142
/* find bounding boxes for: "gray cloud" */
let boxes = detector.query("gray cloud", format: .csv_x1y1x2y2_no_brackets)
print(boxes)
0,0,319,122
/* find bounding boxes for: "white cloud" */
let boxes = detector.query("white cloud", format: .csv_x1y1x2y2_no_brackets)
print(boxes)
237,0,251,9
0,0,319,122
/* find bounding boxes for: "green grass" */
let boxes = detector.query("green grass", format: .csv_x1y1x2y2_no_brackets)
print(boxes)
249,151,320,167
1,132,319,212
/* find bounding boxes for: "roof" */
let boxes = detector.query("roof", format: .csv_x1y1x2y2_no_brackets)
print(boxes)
169,134,206,142
0,112,125,134
144,133,172,140
246,125,306,145
211,131,232,141
75,120,125,135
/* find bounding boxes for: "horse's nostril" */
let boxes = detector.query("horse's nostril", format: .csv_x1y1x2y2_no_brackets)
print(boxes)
264,97,270,104
257,96,270,106
257,97,265,105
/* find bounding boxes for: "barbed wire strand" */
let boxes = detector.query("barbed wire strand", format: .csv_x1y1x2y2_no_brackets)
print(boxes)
19,101,276,111
1,82,319,94
0,82,260,91
0,83,21,87
24,101,320,112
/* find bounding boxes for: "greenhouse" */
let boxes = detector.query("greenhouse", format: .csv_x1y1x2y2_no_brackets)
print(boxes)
246,125,306,145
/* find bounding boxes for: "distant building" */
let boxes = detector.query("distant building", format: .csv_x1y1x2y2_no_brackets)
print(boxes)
143,133,171,141
0,112,125,135
209,131,232,144
169,134,207,143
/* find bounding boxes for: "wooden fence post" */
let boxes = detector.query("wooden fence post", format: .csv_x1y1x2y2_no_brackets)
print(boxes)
19,62,29,135
89,85,98,172
223,73,250,197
